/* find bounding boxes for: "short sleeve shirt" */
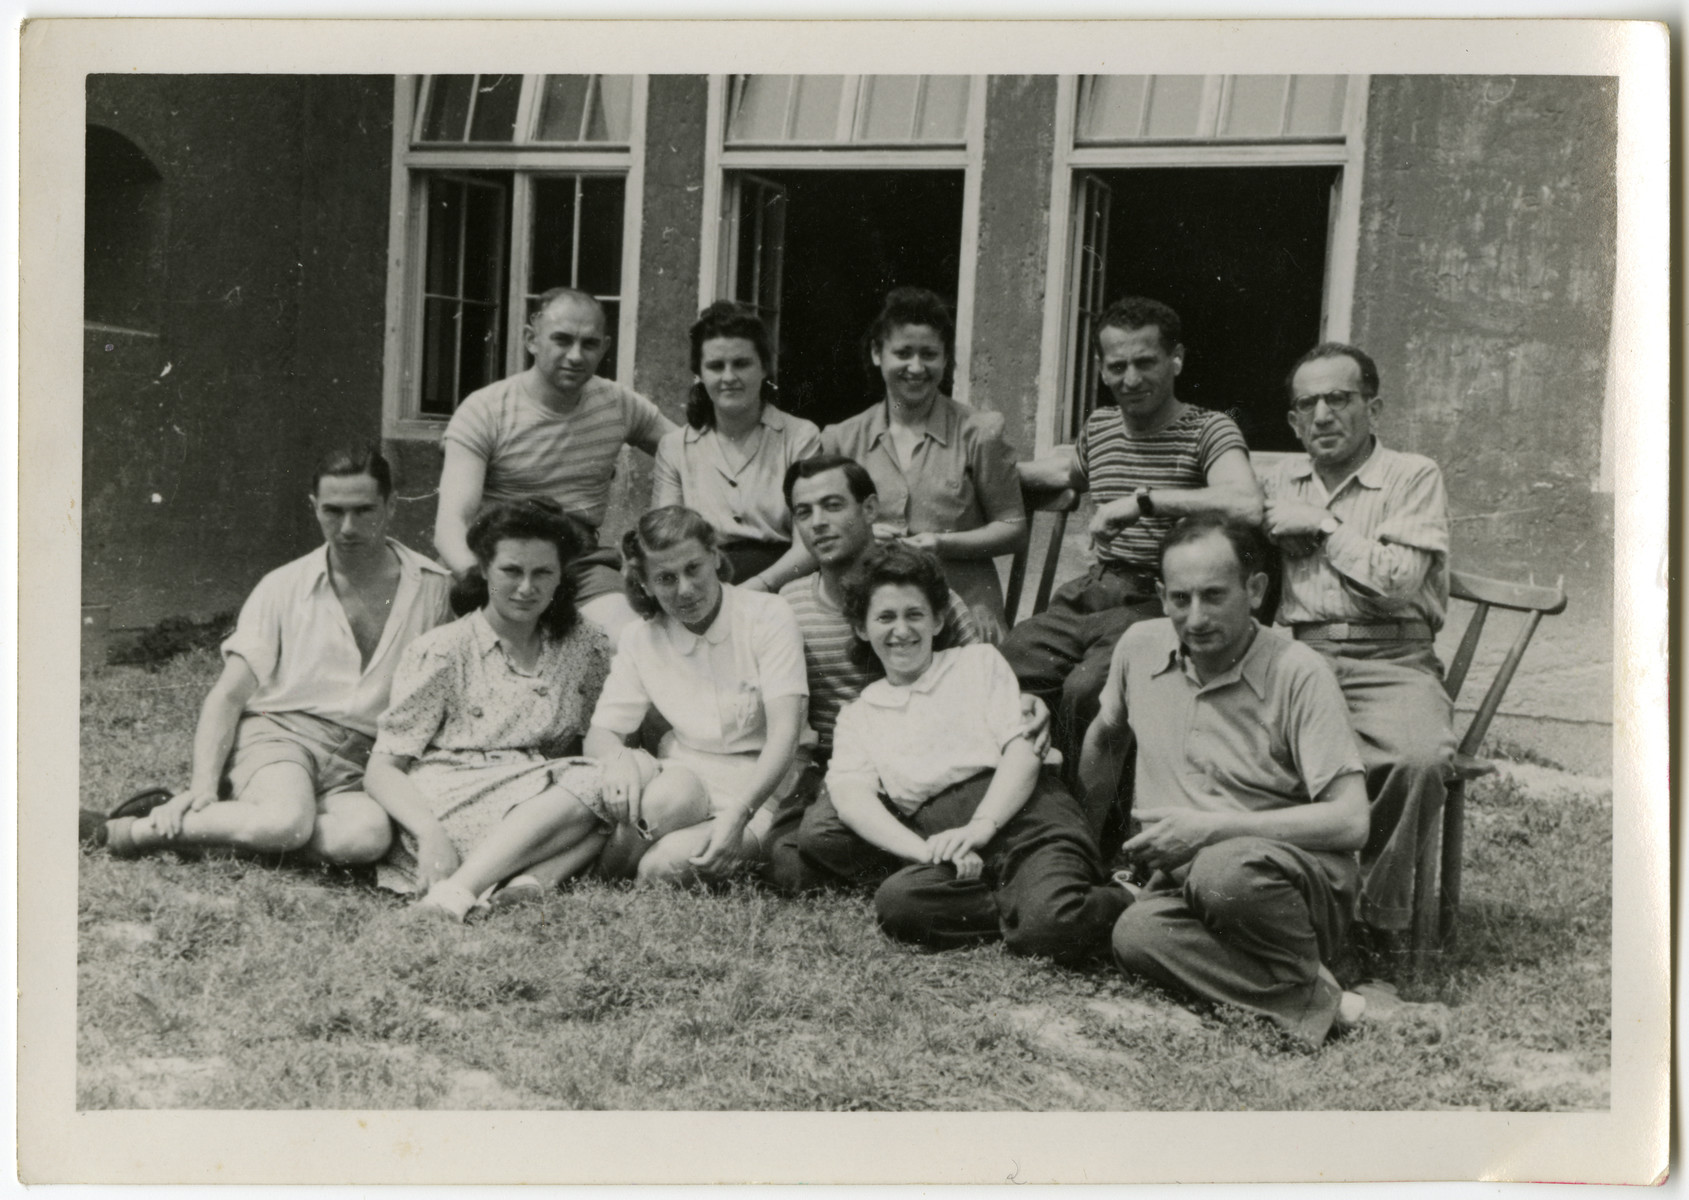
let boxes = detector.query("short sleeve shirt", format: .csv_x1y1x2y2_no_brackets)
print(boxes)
778,573,980,750
651,403,822,544
374,609,613,761
1075,405,1248,568
221,539,454,737
1096,618,1364,815
590,584,809,756
827,645,1026,815
443,373,674,529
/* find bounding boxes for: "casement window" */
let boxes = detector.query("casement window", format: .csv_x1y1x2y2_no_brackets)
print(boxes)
384,74,646,436
1039,75,1368,452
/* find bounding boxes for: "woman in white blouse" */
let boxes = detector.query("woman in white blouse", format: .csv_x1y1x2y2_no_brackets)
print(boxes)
364,499,614,920
584,505,809,885
651,302,821,594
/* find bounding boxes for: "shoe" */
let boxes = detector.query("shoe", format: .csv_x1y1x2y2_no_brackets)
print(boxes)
104,816,145,858
412,879,489,923
110,786,174,820
1334,990,1367,1033
490,875,546,910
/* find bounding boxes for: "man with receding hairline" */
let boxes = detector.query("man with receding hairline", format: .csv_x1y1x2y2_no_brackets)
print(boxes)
435,286,676,641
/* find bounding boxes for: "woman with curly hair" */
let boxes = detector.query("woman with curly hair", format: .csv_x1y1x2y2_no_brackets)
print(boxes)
364,498,614,919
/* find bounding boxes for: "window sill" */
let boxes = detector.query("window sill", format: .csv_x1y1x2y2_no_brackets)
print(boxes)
384,417,450,442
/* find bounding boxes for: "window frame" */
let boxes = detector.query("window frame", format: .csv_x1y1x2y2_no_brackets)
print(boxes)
383,74,649,440
1034,74,1370,455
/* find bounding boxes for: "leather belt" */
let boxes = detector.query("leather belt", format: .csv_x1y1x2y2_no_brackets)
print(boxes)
1292,620,1433,642
1096,560,1160,593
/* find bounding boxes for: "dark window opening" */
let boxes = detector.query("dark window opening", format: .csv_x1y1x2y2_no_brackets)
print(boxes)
85,125,166,333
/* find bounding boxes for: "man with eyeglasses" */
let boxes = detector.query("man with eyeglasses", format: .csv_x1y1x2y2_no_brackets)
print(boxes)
1262,342,1454,965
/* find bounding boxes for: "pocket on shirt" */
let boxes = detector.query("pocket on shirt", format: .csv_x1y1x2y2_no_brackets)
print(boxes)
727,681,764,738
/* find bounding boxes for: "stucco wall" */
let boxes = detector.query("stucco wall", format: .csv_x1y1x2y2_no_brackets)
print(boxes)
84,75,395,629
969,75,1058,455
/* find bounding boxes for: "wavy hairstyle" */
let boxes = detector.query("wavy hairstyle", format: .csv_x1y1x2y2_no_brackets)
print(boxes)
686,301,775,430
863,286,956,397
312,441,393,499
452,497,585,637
620,505,733,620
840,541,953,677
1092,295,1183,356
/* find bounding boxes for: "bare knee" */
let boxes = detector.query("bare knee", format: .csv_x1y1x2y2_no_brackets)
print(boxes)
638,767,710,839
229,797,317,853
634,837,699,886
309,792,393,864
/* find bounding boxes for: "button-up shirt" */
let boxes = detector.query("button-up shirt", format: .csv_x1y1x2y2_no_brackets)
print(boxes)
827,645,1025,815
1096,618,1363,815
221,539,454,737
651,403,822,545
590,584,809,757
1264,440,1450,630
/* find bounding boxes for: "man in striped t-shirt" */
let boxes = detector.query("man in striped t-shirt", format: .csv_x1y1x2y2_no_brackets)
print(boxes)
1263,343,1454,953
435,288,676,640
1001,297,1262,832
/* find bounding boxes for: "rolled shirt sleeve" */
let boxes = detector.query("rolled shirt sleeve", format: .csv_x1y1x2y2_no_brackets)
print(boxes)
588,624,656,736
220,575,284,684
824,699,883,798
1322,460,1449,602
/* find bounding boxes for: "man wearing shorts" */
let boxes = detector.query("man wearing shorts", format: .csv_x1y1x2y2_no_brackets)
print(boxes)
89,446,453,863
434,287,676,641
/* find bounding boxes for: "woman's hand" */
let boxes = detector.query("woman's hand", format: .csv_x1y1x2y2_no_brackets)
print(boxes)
1018,696,1052,758
968,601,1006,646
414,828,461,891
951,849,985,881
925,818,994,865
601,746,653,825
899,531,943,556
688,807,751,877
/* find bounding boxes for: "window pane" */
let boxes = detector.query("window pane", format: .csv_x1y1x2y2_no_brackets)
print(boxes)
1220,76,1289,137
468,74,522,141
1286,75,1347,135
916,76,970,140
422,75,473,141
536,75,591,142
1079,75,1148,141
729,75,791,141
424,179,463,296
420,297,457,417
861,75,920,140
576,176,626,297
595,75,634,142
460,182,505,302
530,176,579,290
596,298,620,380
458,300,502,400
1143,76,1206,137
790,76,843,140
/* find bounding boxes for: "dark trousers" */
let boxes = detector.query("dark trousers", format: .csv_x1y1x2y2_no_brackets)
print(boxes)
776,769,1128,965
999,564,1164,801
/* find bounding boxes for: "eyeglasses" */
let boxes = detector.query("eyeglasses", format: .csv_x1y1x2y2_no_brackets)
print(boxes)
1289,390,1366,416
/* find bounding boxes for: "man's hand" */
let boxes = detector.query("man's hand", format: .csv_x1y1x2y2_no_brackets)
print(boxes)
1018,695,1052,758
1263,496,1331,541
950,849,985,881
924,818,993,865
1088,497,1141,542
899,532,943,555
969,601,1006,646
1122,807,1224,872
414,828,462,891
688,808,751,876
152,786,219,840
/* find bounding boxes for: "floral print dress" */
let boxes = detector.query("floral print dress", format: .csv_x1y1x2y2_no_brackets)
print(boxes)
373,609,612,893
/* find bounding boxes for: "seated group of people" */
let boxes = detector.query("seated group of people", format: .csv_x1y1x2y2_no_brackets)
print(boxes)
85,285,1454,1045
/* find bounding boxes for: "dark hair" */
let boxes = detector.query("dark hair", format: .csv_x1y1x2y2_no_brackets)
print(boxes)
620,506,733,620
864,286,956,395
312,442,393,499
454,498,584,637
781,453,878,509
1285,341,1380,401
530,286,608,329
687,301,774,429
840,542,952,677
1158,513,1268,584
1093,296,1182,356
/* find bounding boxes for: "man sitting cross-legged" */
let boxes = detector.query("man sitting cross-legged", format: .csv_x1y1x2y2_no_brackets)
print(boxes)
86,445,453,864
1080,514,1374,1044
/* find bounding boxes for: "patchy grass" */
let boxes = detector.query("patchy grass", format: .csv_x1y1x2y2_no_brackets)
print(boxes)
78,652,1611,1111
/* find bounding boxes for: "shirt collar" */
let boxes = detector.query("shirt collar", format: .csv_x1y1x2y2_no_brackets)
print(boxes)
867,395,959,451
860,647,957,709
1289,437,1387,495
682,404,788,445
666,583,737,654
1152,620,1272,700
467,607,506,659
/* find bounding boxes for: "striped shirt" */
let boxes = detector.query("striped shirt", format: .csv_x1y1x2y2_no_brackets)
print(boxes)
1263,441,1450,631
1076,404,1248,568
779,572,980,751
444,373,674,529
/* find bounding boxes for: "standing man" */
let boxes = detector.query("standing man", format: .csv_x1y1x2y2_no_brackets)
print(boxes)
1081,515,1371,1044
1262,342,1455,949
435,287,676,640
88,446,454,863
1001,296,1261,817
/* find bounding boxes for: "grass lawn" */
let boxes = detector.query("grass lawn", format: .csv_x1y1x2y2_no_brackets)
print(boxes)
77,649,1612,1111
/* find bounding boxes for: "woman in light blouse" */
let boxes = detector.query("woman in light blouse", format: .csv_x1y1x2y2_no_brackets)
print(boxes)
652,302,822,594
819,287,1027,642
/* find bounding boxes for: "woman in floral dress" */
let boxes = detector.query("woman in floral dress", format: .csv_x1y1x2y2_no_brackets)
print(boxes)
365,498,613,920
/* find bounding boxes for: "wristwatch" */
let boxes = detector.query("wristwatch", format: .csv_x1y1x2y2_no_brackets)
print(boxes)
1317,514,1340,540
1135,488,1156,519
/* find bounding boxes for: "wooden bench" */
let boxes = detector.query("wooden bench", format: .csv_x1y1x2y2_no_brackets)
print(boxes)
1004,487,1081,625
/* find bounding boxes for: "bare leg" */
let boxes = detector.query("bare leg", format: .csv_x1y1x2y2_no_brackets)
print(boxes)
443,785,602,898
513,828,609,891
129,763,317,855
302,790,393,865
636,818,761,887
579,592,639,643
596,766,711,880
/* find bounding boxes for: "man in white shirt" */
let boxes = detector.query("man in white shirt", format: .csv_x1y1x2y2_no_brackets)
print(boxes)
87,446,453,864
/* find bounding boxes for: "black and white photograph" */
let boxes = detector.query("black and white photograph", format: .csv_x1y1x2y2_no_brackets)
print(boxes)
17,15,1669,1187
